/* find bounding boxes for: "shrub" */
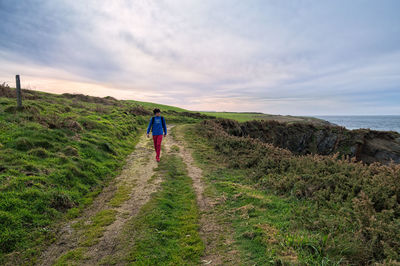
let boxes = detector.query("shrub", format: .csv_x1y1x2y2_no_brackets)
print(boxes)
33,140,53,149
4,105,39,114
63,146,79,157
212,118,400,164
34,113,83,132
198,119,400,263
79,118,99,130
64,119,83,132
125,105,152,116
50,191,75,211
28,148,49,158
62,93,120,106
100,142,117,155
94,105,110,114
0,83,14,98
15,137,33,151
22,164,40,175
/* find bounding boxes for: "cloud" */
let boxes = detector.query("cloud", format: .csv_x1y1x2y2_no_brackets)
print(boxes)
0,0,399,115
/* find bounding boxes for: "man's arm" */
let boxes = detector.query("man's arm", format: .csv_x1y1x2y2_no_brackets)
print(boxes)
162,117,167,136
146,118,152,137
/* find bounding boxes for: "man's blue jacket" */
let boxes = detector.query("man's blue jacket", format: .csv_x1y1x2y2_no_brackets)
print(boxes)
147,116,167,136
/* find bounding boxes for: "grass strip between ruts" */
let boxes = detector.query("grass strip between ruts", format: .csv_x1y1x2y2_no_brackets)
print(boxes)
124,154,204,265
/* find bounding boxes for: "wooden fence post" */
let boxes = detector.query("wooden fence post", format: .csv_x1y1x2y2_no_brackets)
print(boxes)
16,75,22,108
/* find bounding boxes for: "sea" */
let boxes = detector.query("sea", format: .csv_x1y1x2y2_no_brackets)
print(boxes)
315,115,400,133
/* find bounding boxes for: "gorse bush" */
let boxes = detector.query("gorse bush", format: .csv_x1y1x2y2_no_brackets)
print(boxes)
215,117,400,165
199,119,400,264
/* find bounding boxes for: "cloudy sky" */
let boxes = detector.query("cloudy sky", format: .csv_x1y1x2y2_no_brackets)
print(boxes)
0,0,399,115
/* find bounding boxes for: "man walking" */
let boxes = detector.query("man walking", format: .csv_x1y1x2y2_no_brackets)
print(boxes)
147,108,167,162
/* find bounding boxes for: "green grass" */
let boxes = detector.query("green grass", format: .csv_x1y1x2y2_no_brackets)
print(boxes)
108,182,135,207
0,98,140,262
0,87,209,264
80,209,117,247
3,85,397,264
127,99,216,123
54,207,117,265
170,145,180,153
198,111,328,124
206,173,343,265
120,154,204,265
198,111,268,122
181,123,383,265
54,247,86,266
127,100,188,112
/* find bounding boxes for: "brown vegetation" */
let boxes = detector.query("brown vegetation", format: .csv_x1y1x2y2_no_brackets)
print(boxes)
165,110,216,119
0,83,41,100
214,118,400,164
62,93,121,106
124,105,152,116
199,119,400,264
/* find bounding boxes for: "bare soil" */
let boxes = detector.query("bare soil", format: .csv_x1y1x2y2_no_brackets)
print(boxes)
38,125,239,265
170,126,241,265
38,129,169,265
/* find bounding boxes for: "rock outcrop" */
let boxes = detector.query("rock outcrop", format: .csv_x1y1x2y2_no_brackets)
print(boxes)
215,119,400,165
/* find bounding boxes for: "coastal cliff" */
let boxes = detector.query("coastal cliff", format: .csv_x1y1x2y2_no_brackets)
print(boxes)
214,119,400,164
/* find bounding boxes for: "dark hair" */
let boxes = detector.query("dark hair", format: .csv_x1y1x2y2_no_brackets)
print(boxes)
153,108,161,114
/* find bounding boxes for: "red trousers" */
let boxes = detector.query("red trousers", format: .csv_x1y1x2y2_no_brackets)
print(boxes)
153,135,163,160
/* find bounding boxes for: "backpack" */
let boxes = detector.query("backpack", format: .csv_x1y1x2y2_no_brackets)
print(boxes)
150,116,166,133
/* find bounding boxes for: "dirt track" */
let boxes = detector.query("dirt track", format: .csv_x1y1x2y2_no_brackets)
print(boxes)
171,126,240,266
37,125,238,265
38,129,166,265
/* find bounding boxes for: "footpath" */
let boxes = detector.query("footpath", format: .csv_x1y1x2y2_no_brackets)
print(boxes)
37,125,239,265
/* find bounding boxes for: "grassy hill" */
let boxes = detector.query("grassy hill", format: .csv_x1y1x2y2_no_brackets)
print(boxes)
0,86,209,262
1,85,399,264
199,111,331,125
127,99,189,112
128,100,331,125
